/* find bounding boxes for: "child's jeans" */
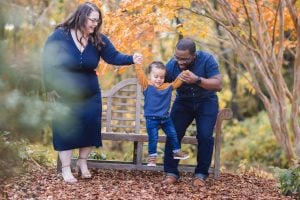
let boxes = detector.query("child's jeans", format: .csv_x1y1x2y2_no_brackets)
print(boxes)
145,116,180,156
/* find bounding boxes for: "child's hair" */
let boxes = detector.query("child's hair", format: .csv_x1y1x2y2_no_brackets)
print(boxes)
147,61,166,74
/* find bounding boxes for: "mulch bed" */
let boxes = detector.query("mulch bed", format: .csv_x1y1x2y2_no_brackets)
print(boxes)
1,167,296,200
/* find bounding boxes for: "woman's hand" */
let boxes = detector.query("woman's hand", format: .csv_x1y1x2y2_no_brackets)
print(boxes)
47,90,60,103
133,53,143,64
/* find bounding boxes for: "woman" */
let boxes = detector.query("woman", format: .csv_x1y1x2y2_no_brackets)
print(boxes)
43,2,142,183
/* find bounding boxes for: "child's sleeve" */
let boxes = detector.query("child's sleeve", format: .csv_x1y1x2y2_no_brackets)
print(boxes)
134,64,148,90
171,76,183,89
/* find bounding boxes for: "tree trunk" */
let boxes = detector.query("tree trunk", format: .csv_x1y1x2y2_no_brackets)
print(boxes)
291,39,300,160
265,106,294,161
285,0,300,162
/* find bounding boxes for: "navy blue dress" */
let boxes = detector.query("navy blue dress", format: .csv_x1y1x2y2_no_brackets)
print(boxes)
43,28,133,151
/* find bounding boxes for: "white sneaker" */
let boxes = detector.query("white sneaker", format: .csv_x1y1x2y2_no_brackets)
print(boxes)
147,156,157,167
173,151,189,160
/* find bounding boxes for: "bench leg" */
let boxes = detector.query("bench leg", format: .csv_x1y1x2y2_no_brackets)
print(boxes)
214,134,221,179
56,153,62,173
133,141,143,166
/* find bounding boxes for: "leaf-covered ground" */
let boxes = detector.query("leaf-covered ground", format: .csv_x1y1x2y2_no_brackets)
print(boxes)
1,166,296,200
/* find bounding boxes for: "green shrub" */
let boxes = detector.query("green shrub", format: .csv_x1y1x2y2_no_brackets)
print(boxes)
222,111,289,169
273,165,300,198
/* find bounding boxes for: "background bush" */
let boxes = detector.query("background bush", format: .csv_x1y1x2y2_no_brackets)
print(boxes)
221,111,289,170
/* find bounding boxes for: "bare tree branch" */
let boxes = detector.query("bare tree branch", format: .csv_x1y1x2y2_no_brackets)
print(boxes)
242,0,254,44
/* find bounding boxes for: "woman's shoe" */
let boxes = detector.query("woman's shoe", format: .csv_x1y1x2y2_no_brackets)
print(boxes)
61,165,77,183
76,158,92,179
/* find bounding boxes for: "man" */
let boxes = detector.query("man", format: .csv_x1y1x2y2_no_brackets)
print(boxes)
163,38,222,187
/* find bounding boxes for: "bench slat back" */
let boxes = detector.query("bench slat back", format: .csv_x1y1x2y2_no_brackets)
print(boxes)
102,78,146,134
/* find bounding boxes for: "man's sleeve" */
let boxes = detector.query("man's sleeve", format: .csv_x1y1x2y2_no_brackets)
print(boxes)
206,55,220,78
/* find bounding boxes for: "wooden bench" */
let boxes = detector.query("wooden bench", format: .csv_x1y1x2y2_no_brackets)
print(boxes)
65,78,232,179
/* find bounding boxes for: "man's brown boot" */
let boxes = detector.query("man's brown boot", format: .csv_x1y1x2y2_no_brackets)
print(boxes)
192,177,205,187
162,175,177,185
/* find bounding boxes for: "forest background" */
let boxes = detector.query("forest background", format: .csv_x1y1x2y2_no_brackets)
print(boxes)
0,0,299,194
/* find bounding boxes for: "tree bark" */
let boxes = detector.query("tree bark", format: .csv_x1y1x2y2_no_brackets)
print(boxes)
285,0,300,161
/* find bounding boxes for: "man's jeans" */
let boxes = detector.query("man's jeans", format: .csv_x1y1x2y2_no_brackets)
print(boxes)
146,116,180,156
163,96,218,179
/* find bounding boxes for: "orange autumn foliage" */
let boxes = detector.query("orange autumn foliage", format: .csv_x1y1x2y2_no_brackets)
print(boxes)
78,0,194,76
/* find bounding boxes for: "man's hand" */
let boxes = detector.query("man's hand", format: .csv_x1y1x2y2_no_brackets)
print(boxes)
179,70,199,84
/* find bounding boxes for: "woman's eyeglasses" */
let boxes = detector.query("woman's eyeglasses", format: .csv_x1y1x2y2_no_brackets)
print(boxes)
87,17,100,24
